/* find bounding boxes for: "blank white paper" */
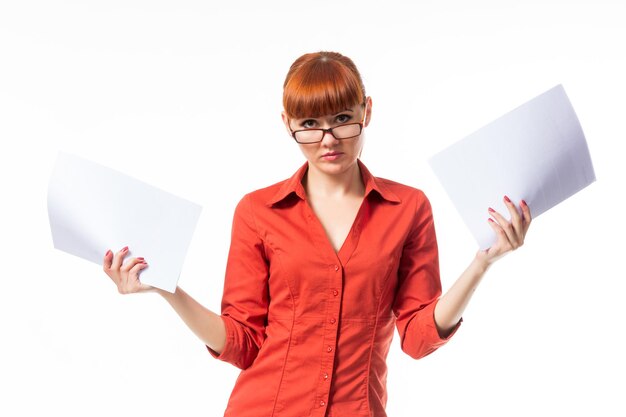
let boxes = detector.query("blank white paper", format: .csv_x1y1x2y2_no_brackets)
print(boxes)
47,152,202,293
429,84,596,250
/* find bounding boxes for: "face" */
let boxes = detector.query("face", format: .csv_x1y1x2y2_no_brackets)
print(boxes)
281,96,372,177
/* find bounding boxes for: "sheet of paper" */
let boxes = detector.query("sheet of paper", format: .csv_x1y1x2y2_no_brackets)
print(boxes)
428,84,596,250
47,152,202,293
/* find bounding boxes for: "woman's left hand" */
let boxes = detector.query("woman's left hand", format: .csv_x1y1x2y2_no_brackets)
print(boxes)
475,195,532,266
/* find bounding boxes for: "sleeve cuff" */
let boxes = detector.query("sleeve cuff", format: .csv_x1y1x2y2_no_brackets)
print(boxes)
205,315,235,361
417,299,462,347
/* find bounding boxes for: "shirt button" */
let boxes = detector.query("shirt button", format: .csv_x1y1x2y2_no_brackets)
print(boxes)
332,290,338,296
333,264,339,271
320,401,326,407
323,372,329,380
330,318,336,324
327,346,333,352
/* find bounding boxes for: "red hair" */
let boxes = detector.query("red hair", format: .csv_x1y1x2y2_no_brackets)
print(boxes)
283,51,366,118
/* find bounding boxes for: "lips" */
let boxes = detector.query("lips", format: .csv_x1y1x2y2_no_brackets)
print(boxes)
321,152,343,161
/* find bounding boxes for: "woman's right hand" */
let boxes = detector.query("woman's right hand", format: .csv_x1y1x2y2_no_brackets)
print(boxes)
103,246,155,294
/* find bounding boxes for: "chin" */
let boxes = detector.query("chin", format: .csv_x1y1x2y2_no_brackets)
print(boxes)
314,159,357,175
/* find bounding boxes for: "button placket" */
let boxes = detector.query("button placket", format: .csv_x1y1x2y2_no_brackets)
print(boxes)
315,262,343,410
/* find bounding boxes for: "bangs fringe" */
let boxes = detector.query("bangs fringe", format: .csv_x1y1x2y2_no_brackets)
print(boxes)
283,56,365,118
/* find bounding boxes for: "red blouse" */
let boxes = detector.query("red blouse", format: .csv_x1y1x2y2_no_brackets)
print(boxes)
207,159,461,417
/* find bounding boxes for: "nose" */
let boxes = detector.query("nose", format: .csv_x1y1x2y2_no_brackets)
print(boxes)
320,129,339,146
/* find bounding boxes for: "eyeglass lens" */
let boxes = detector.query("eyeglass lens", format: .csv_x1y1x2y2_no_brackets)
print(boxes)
295,123,362,143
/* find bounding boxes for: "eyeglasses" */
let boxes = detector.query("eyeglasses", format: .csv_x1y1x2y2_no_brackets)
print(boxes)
288,104,367,144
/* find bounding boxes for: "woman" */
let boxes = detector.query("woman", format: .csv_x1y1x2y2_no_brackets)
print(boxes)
103,51,531,417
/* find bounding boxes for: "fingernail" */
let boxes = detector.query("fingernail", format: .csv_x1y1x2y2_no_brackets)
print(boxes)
137,257,144,260
488,207,495,213
105,250,112,256
504,195,511,203
122,246,129,252
488,218,495,222
521,199,527,207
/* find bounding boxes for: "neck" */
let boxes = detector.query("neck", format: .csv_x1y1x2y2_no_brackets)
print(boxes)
303,161,365,199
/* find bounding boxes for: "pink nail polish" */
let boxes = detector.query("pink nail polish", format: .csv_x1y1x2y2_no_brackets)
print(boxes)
488,218,495,222
488,207,495,213
521,199,527,207
105,250,112,256
504,195,511,203
122,246,129,252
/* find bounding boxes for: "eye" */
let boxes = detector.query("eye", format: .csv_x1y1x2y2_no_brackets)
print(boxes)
335,114,352,124
301,119,317,129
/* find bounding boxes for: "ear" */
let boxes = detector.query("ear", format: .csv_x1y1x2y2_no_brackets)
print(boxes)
363,96,373,127
281,111,292,136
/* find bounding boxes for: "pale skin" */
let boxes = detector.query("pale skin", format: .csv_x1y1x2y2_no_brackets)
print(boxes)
102,96,532,351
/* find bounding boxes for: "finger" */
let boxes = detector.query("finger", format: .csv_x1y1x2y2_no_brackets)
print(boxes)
488,207,519,247
488,217,506,239
103,249,113,270
111,246,129,271
487,217,512,250
127,261,150,292
503,195,523,232
503,195,525,245
121,256,145,273
485,218,515,263
119,260,148,294
520,199,532,233
130,260,149,277
102,249,117,283
120,258,140,289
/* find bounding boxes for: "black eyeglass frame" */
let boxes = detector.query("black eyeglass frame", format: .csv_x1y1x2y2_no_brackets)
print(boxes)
287,102,368,144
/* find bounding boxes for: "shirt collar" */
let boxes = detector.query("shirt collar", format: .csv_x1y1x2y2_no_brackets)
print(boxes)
266,159,401,207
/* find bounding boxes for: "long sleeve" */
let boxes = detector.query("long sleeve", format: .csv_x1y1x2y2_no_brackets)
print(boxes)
392,191,460,360
206,194,270,370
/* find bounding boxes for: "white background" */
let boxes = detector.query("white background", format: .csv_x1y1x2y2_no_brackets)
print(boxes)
1,1,624,416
